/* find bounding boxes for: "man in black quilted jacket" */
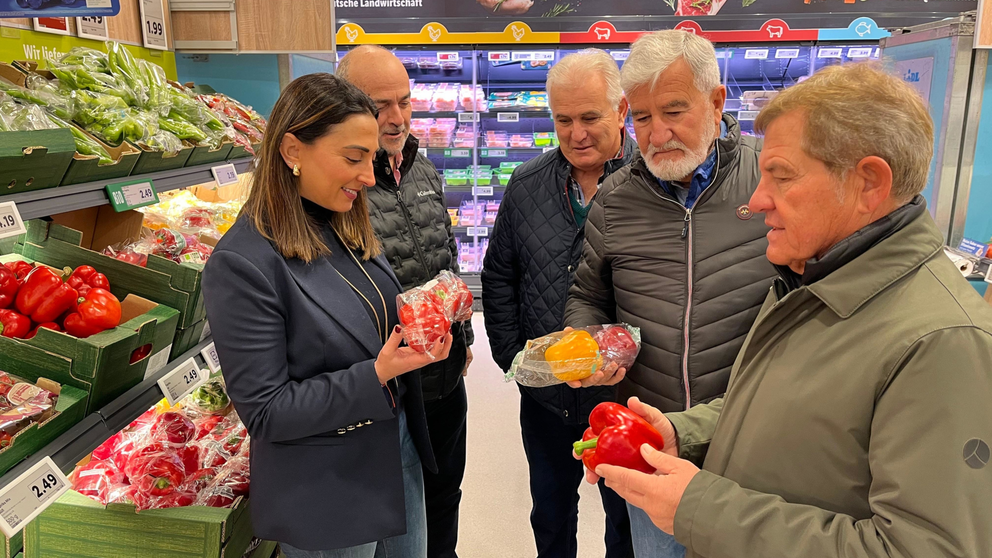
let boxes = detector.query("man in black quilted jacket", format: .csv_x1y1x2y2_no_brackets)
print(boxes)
338,46,473,558
482,49,637,558
564,31,776,558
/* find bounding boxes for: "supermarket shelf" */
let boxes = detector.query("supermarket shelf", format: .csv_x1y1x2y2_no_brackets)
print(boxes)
412,109,550,118
425,147,552,156
0,336,215,485
6,158,254,220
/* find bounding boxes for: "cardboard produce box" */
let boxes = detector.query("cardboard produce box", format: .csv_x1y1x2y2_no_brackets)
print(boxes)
0,253,179,414
0,128,74,196
226,143,257,161
186,141,233,168
128,140,195,176
171,319,208,361
16,220,206,330
24,490,253,558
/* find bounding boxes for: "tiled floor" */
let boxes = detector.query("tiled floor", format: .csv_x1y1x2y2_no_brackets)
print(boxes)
456,313,607,558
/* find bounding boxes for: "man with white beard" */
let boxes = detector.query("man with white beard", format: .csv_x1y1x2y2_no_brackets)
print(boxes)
564,30,777,557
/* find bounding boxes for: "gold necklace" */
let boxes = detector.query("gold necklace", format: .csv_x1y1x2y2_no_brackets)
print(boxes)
335,244,389,345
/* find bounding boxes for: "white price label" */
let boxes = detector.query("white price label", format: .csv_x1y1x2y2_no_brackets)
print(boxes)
437,52,460,62
847,47,873,58
818,48,843,59
86,0,113,6
75,16,108,40
199,320,212,342
210,164,239,188
0,202,25,241
466,227,489,237
121,182,155,207
497,112,520,123
144,344,172,380
139,0,168,50
488,51,510,62
483,149,506,158
457,112,479,123
201,342,222,374
737,110,760,121
745,49,769,60
611,50,630,61
512,51,554,62
775,48,801,59
0,457,69,538
473,186,494,196
448,149,471,158
418,148,428,158
158,358,208,406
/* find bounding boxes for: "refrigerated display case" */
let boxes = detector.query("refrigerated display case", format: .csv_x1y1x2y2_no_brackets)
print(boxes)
341,41,881,298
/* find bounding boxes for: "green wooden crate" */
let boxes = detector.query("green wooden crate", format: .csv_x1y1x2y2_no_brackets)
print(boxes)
187,142,233,167
226,145,258,162
171,319,208,360
25,490,253,558
0,252,179,414
4,531,21,558
0,129,75,196
16,220,205,329
60,130,141,187
128,141,194,176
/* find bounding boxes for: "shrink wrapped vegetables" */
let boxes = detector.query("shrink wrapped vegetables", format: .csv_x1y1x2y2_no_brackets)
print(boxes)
0,93,58,132
397,271,473,353
0,78,72,120
46,112,114,165
158,114,208,143
505,324,641,387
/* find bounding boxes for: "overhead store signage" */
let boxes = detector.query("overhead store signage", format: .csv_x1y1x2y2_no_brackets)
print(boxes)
0,456,69,538
338,17,891,46
0,0,119,19
32,18,70,36
75,16,109,41
106,179,159,212
0,202,25,241
140,0,168,51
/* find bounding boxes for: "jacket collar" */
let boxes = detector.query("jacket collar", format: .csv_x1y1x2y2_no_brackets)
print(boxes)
373,134,420,188
804,206,944,319
630,113,742,189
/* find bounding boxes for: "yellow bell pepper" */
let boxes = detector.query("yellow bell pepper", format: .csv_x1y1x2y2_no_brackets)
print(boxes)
545,330,603,382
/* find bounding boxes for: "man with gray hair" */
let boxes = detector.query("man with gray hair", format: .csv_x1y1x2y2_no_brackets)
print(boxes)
483,49,637,558
564,30,776,558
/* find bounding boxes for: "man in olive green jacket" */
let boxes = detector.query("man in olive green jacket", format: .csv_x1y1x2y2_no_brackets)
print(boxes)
585,64,992,557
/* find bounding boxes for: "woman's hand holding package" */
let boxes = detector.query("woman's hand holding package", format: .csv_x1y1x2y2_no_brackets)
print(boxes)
375,325,453,384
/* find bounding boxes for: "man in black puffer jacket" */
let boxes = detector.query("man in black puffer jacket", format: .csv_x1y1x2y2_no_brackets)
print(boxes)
483,50,637,558
339,46,473,558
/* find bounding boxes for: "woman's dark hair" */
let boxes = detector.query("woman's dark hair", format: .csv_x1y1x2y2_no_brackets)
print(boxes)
241,73,381,262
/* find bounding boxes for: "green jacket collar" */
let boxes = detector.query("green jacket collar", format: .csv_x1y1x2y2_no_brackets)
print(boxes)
806,208,945,319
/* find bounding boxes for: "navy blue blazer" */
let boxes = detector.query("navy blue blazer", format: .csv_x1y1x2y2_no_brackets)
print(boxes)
202,216,436,551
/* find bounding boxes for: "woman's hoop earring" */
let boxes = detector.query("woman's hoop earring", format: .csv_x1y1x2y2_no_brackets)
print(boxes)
292,164,301,177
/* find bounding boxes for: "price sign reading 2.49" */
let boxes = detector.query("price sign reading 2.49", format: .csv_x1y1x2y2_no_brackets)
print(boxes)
106,179,159,212
158,357,209,406
0,457,70,538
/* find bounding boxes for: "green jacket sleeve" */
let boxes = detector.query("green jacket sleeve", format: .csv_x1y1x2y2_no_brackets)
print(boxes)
564,184,616,328
666,398,724,467
673,327,992,558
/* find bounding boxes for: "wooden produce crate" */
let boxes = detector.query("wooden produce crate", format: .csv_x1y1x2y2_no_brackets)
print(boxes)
0,129,74,196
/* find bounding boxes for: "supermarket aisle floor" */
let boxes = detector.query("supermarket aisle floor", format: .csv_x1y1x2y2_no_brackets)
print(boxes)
456,313,607,558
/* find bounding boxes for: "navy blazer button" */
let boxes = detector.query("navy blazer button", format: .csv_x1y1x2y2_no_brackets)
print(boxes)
337,428,347,435
347,425,356,431
365,420,373,425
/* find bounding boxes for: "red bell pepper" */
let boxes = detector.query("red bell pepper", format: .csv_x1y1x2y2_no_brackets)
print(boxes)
0,309,30,339
66,265,110,296
573,402,666,475
182,467,217,494
3,261,34,283
151,412,196,448
0,266,18,309
25,322,60,340
63,288,121,338
132,455,185,497
398,300,451,353
15,267,78,323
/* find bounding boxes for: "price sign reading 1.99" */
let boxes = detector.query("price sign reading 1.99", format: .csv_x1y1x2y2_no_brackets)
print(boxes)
140,0,168,50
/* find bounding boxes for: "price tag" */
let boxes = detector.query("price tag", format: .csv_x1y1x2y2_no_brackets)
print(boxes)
144,344,172,380
199,320,212,342
0,202,25,241
610,50,630,61
737,110,760,121
437,52,459,62
0,456,69,538
445,149,471,158
497,112,520,123
745,49,769,60
158,357,208,406
457,112,479,123
473,186,494,196
418,147,428,158
201,342,222,374
818,48,843,59
466,227,489,237
775,48,800,59
75,16,108,40
139,0,168,50
210,163,239,188
106,179,159,212
488,51,510,62
481,149,506,158
512,51,554,62
847,47,873,59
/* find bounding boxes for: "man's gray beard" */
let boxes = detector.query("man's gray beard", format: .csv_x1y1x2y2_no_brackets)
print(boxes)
381,130,409,156
644,120,716,182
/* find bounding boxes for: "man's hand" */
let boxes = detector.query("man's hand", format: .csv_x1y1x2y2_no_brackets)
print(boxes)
581,397,680,484
565,361,626,388
462,347,473,377
597,445,700,535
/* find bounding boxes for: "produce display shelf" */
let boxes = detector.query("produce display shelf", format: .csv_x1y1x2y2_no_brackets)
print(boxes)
0,336,216,486
5,158,254,220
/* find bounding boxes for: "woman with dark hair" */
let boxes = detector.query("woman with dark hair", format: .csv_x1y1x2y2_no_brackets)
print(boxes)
202,73,451,558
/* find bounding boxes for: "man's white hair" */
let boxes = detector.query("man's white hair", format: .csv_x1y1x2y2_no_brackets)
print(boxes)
620,30,721,95
546,49,623,111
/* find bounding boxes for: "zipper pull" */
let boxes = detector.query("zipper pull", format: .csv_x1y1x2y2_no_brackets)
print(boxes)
681,213,691,239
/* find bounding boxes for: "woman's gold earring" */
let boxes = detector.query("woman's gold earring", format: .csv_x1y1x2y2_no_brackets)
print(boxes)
292,164,301,177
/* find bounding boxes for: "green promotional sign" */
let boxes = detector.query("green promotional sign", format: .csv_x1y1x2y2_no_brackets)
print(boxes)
106,178,159,212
